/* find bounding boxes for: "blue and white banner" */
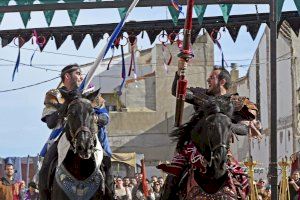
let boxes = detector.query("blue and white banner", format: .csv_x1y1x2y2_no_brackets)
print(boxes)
80,0,140,92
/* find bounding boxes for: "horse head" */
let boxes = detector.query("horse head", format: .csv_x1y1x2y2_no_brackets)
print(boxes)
192,106,233,180
60,89,100,160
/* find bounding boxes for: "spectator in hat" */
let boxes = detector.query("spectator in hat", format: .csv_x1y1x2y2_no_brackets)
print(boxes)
0,160,25,200
25,181,39,200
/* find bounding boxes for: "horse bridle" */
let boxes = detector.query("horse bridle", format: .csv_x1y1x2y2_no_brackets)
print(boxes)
65,98,97,153
205,114,231,167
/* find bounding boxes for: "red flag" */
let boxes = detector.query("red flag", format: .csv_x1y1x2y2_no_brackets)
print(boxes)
141,159,149,197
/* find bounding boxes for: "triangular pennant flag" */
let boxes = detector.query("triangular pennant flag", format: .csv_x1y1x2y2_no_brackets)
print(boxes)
38,34,51,52
276,0,285,22
64,0,82,26
147,30,161,44
0,1,10,25
168,6,180,26
91,33,104,48
0,34,15,47
219,4,232,23
286,18,300,36
194,5,207,25
15,0,33,27
44,10,55,26
227,25,241,42
39,0,57,26
72,33,86,50
67,9,80,26
20,12,31,27
114,0,128,20
205,27,220,41
294,0,300,15
53,32,69,49
118,8,128,20
247,24,261,40
19,33,31,48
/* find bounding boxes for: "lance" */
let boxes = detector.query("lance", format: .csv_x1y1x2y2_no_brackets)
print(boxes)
79,0,140,93
174,0,195,127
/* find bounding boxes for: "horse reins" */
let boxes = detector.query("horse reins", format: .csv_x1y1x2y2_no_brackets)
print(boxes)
65,98,97,152
206,113,231,167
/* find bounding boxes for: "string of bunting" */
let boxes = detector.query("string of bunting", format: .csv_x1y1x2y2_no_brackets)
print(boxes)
0,1,299,28
1,11,299,51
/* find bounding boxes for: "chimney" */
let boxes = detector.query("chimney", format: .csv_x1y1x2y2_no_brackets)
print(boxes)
230,63,239,82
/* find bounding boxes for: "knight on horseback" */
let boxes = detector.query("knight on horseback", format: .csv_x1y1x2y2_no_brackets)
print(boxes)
39,64,114,199
158,66,262,200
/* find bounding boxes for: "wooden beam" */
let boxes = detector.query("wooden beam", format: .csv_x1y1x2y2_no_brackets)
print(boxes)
0,0,270,13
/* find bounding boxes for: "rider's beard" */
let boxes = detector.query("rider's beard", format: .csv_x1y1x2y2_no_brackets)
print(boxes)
207,82,221,96
69,77,81,90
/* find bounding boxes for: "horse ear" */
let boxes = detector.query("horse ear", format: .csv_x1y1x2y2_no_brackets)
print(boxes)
60,88,82,101
84,89,100,102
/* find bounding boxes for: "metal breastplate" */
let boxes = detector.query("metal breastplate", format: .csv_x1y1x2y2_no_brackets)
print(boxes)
55,164,104,200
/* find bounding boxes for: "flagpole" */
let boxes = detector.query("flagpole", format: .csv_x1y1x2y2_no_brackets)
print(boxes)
80,0,140,92
174,0,195,127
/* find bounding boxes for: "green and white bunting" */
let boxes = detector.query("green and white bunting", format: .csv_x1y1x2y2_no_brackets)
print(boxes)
15,0,33,27
64,0,83,26
40,0,57,26
114,0,128,20
220,4,232,23
0,1,10,25
276,0,285,22
168,6,180,26
294,0,300,15
194,5,207,25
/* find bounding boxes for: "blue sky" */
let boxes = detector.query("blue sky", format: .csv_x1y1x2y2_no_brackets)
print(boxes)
0,0,297,157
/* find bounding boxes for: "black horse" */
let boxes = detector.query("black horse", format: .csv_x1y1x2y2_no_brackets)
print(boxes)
39,90,112,200
161,105,242,199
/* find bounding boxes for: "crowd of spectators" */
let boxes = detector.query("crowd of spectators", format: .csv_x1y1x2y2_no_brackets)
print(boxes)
114,173,164,200
0,162,39,200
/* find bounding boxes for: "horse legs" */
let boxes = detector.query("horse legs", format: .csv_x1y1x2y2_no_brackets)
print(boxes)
102,156,115,197
39,141,58,200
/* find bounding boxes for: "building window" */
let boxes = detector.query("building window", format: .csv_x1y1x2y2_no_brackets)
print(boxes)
280,131,283,144
288,130,291,142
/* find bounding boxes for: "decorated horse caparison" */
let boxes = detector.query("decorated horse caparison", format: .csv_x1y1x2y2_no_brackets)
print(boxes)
158,98,250,200
39,90,112,200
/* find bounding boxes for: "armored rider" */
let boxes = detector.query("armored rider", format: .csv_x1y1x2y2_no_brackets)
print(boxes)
158,66,262,199
39,64,113,194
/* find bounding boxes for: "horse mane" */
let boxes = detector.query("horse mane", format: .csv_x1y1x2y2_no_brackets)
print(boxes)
170,112,204,152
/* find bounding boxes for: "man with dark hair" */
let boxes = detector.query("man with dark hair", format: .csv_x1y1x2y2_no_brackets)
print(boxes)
289,170,300,200
0,161,25,200
158,65,262,199
39,63,114,198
